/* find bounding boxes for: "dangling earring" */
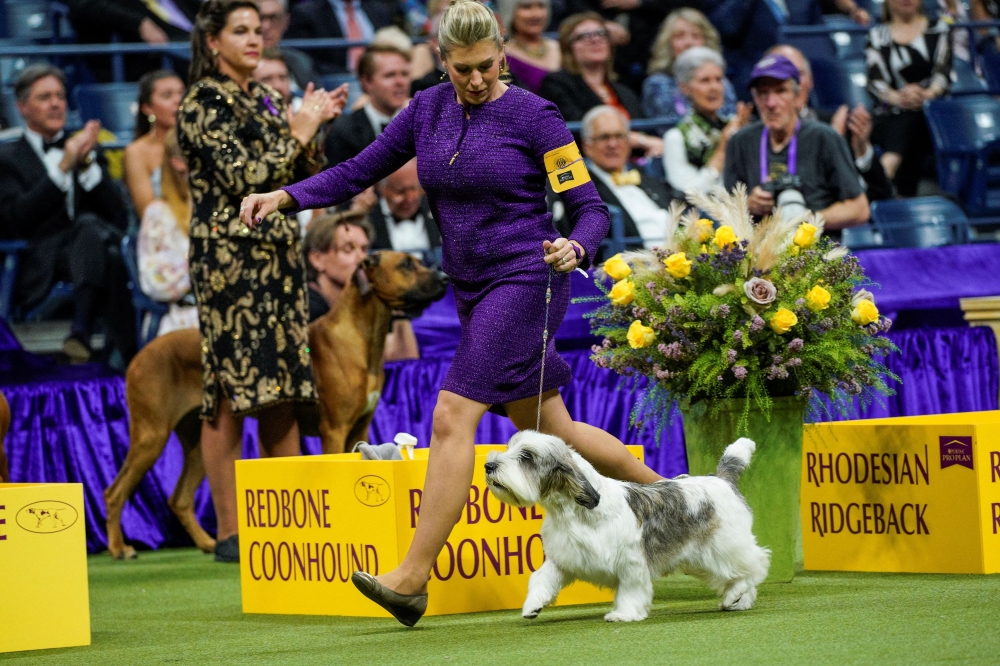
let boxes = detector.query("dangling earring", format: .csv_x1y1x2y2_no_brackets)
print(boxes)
211,48,219,57
147,113,156,126
499,56,512,83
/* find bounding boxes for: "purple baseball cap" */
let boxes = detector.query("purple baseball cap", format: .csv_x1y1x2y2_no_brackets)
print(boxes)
749,54,801,88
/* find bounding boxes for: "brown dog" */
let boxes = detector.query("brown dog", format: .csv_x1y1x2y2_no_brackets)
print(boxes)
103,251,448,559
0,390,9,483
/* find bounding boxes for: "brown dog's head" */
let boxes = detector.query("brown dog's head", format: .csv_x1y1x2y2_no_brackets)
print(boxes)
354,251,449,317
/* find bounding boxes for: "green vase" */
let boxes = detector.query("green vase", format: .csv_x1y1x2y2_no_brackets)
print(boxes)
681,397,805,583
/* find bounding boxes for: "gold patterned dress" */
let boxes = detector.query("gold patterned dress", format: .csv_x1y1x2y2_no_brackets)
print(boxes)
177,72,321,418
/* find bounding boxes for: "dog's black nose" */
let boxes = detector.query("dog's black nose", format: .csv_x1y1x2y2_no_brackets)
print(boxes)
436,270,450,286
484,461,498,474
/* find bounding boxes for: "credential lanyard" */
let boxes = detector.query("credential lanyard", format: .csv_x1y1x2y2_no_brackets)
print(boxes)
760,120,799,183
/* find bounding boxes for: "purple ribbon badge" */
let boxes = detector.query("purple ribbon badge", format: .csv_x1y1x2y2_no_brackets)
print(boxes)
940,436,974,470
262,95,280,117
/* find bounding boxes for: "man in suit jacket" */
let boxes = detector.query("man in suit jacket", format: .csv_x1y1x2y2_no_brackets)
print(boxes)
65,0,200,81
260,0,318,93
325,44,411,167
0,66,131,363
286,0,400,75
558,105,676,263
368,159,441,264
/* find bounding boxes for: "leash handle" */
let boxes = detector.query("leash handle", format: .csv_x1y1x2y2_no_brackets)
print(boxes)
536,266,553,431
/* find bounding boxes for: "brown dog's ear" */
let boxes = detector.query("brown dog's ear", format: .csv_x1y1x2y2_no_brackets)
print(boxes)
542,461,601,509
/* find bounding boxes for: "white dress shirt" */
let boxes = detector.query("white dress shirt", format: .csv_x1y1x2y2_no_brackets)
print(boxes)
380,197,431,254
23,127,102,219
589,163,668,248
363,102,399,138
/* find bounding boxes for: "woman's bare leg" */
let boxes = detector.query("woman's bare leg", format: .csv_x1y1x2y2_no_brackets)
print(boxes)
258,402,301,458
376,390,489,595
201,395,244,541
506,389,662,484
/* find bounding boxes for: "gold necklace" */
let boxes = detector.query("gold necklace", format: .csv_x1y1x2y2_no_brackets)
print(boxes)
512,37,548,60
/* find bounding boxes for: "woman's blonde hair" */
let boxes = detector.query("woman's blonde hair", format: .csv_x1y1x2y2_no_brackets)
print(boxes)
438,0,504,59
558,12,615,80
647,8,721,76
161,128,192,235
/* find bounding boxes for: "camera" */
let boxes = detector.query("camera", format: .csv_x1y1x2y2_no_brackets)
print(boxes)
760,174,807,219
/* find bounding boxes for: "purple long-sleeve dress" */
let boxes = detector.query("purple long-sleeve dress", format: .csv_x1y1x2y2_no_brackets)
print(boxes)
283,83,609,405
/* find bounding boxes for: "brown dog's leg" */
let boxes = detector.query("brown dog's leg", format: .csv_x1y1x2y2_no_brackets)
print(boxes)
169,439,215,554
104,426,172,559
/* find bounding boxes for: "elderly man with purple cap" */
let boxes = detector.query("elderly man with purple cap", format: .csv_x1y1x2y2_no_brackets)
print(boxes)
723,54,869,232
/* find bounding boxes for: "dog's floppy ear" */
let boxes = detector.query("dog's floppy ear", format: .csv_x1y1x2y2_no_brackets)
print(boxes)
543,460,601,510
354,254,379,296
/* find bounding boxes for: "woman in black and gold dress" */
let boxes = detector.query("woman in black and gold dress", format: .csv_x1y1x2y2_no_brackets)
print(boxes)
178,0,347,561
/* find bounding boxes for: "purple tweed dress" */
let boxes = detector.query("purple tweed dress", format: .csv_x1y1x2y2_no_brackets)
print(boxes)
283,83,609,405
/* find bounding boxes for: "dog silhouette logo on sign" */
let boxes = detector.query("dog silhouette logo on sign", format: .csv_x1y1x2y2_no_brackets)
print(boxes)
354,475,391,507
16,501,79,534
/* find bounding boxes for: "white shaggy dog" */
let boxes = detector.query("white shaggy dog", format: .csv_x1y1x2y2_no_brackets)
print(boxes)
484,431,771,622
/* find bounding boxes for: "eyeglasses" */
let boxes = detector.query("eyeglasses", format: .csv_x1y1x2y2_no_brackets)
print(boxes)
590,132,628,143
570,29,609,44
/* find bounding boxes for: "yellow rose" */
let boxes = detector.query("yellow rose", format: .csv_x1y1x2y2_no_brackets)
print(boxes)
714,225,738,249
609,279,635,306
805,285,831,312
663,252,692,279
851,299,879,325
793,222,819,248
603,253,631,281
627,320,656,349
769,307,798,334
695,218,714,243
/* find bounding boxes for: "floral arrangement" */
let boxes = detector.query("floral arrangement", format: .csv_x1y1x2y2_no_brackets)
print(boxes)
587,186,898,427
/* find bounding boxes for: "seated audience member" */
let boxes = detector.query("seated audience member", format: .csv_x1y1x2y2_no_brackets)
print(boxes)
256,48,298,109
0,65,131,362
305,211,419,360
325,45,411,167
663,47,751,196
866,0,951,196
410,0,448,94
642,9,738,125
498,0,561,94
287,0,400,75
769,44,893,202
137,129,198,337
701,0,824,100
567,105,675,258
723,55,869,231
123,70,186,218
561,0,670,93
259,0,318,92
539,12,661,156
938,0,970,62
65,0,197,80
369,159,441,261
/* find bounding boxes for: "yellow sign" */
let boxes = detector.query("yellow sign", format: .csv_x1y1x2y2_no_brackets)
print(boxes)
236,445,644,616
801,410,1000,574
0,483,91,653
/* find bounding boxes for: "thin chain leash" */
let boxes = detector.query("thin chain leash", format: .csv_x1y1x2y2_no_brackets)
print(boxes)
536,265,553,431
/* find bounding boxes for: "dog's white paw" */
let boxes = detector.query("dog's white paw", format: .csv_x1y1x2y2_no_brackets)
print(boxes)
522,607,542,620
604,609,646,622
721,592,756,611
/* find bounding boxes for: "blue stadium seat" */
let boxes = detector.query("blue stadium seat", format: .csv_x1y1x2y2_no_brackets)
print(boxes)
980,50,1000,93
73,82,139,140
950,57,988,96
823,15,867,59
120,235,169,349
869,196,967,248
0,239,75,321
811,56,872,111
3,0,53,41
0,86,22,127
924,95,1000,215
841,224,883,250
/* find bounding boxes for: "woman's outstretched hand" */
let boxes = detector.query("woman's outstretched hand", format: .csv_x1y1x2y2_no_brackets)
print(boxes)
543,238,583,273
240,190,293,229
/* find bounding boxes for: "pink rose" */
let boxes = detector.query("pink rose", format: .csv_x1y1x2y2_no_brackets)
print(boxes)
744,277,777,305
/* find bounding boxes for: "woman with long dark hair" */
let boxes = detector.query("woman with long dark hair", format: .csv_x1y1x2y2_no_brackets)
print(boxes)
177,0,347,562
240,0,661,625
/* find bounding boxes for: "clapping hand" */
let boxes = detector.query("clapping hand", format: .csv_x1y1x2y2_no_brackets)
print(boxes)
289,83,350,144
59,120,101,173
723,102,753,140
846,104,873,159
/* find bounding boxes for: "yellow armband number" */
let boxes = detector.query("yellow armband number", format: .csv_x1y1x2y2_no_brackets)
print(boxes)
543,142,592,193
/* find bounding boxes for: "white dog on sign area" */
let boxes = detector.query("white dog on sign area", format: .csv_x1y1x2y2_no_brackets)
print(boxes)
484,431,771,622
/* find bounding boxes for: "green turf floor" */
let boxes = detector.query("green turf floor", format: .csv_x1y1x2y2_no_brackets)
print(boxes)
2,548,999,665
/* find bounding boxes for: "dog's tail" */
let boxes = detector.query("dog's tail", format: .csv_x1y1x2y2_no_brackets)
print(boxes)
715,438,756,485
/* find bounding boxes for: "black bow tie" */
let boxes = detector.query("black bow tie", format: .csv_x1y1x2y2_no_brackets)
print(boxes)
42,136,66,152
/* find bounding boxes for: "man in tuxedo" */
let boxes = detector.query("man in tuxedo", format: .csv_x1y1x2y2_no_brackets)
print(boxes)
325,44,411,168
368,159,441,263
286,0,400,75
260,0,318,93
567,105,676,262
0,66,131,363
66,0,199,81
